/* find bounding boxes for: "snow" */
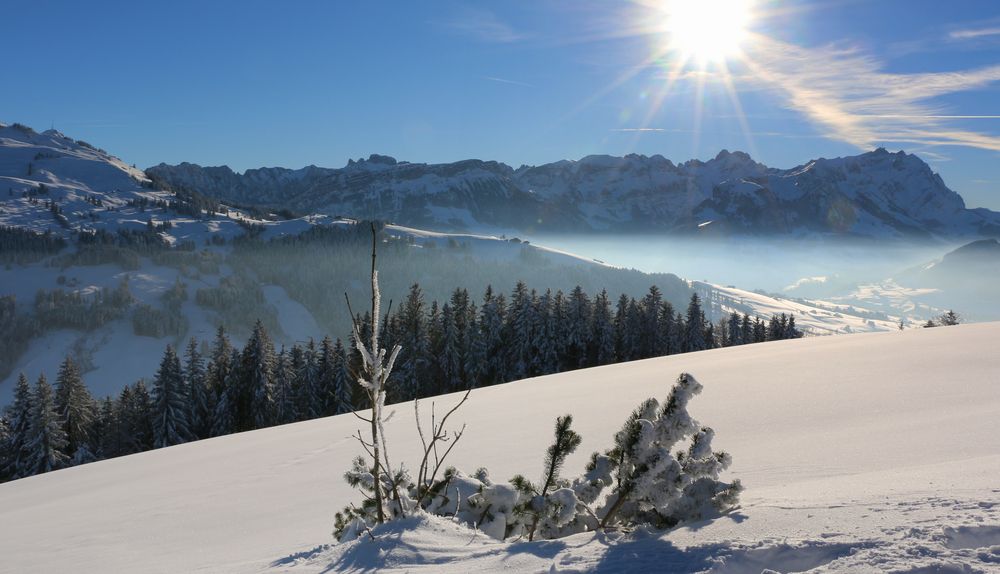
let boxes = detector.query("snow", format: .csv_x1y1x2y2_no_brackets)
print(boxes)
1,323,998,573
695,281,903,334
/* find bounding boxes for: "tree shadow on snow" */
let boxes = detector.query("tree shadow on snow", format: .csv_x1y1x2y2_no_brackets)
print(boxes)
588,532,859,574
270,544,332,568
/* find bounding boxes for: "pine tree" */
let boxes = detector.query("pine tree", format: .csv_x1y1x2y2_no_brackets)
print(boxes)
0,415,11,482
740,313,753,345
438,303,463,392
184,338,213,440
656,301,676,357
507,282,535,380
298,338,321,419
640,286,662,358
129,380,155,451
273,346,298,424
591,289,616,366
211,351,240,437
206,326,233,398
684,294,707,352
4,373,33,478
394,284,429,401
726,312,743,346
317,336,339,415
613,293,630,361
152,345,190,448
26,373,69,475
54,356,96,462
97,396,122,459
535,290,560,375
332,338,353,414
784,315,802,339
473,286,505,387
512,414,583,541
241,320,276,431
565,286,591,369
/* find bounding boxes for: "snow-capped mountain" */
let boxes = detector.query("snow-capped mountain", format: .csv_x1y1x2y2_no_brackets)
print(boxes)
148,148,1000,240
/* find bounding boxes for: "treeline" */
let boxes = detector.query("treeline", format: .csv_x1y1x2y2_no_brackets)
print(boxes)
0,226,66,264
229,222,692,337
0,281,801,483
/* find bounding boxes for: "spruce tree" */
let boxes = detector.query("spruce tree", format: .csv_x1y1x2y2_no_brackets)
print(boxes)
0,415,11,482
5,373,33,478
152,345,190,448
129,380,155,451
684,294,707,352
640,286,663,358
97,396,122,459
184,338,213,440
727,312,743,346
241,320,276,430
394,284,429,401
54,356,96,462
507,282,535,380
273,346,298,424
565,286,591,369
26,373,69,475
332,338,354,414
299,339,321,419
591,289,616,366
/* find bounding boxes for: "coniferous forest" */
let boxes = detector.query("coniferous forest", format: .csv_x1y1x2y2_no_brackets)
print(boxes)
0,278,801,483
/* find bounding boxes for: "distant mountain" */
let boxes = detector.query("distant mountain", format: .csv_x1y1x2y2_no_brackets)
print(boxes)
148,148,1000,240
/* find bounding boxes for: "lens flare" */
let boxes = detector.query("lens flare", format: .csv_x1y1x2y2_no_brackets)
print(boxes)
664,0,754,67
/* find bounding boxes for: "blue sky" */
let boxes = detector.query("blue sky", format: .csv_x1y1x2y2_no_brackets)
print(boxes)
4,0,1000,208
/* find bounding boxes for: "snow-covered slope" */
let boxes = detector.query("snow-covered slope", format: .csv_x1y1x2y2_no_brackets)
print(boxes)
1,323,998,573
695,281,904,334
148,148,1000,240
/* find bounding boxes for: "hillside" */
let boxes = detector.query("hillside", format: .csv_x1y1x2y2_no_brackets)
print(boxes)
1,123,924,408
1,323,997,572
147,148,1000,240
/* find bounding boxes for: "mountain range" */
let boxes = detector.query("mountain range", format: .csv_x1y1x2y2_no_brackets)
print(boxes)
148,148,1000,240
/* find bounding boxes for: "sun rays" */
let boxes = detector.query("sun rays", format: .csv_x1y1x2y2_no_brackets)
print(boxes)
570,0,1000,159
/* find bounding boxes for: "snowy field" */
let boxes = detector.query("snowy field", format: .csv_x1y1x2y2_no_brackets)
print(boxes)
696,282,905,335
1,323,998,573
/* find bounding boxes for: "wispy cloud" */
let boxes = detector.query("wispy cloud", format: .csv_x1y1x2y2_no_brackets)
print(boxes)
741,37,1000,152
441,8,525,43
950,27,1000,40
610,127,668,132
482,76,534,88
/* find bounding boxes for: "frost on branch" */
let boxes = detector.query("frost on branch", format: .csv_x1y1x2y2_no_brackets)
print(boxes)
335,370,740,543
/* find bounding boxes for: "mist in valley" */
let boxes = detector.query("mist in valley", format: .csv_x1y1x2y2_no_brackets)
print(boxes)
528,233,983,318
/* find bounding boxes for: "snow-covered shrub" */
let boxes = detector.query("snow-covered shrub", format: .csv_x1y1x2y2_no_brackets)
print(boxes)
586,373,743,530
335,372,741,543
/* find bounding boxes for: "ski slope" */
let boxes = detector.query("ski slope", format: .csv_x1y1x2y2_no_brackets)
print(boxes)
1,323,998,573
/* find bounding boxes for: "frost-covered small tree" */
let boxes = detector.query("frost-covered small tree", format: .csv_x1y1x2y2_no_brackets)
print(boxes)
511,414,584,541
583,373,742,529
346,223,402,526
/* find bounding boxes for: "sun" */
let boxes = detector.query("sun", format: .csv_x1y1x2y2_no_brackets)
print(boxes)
664,0,754,67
